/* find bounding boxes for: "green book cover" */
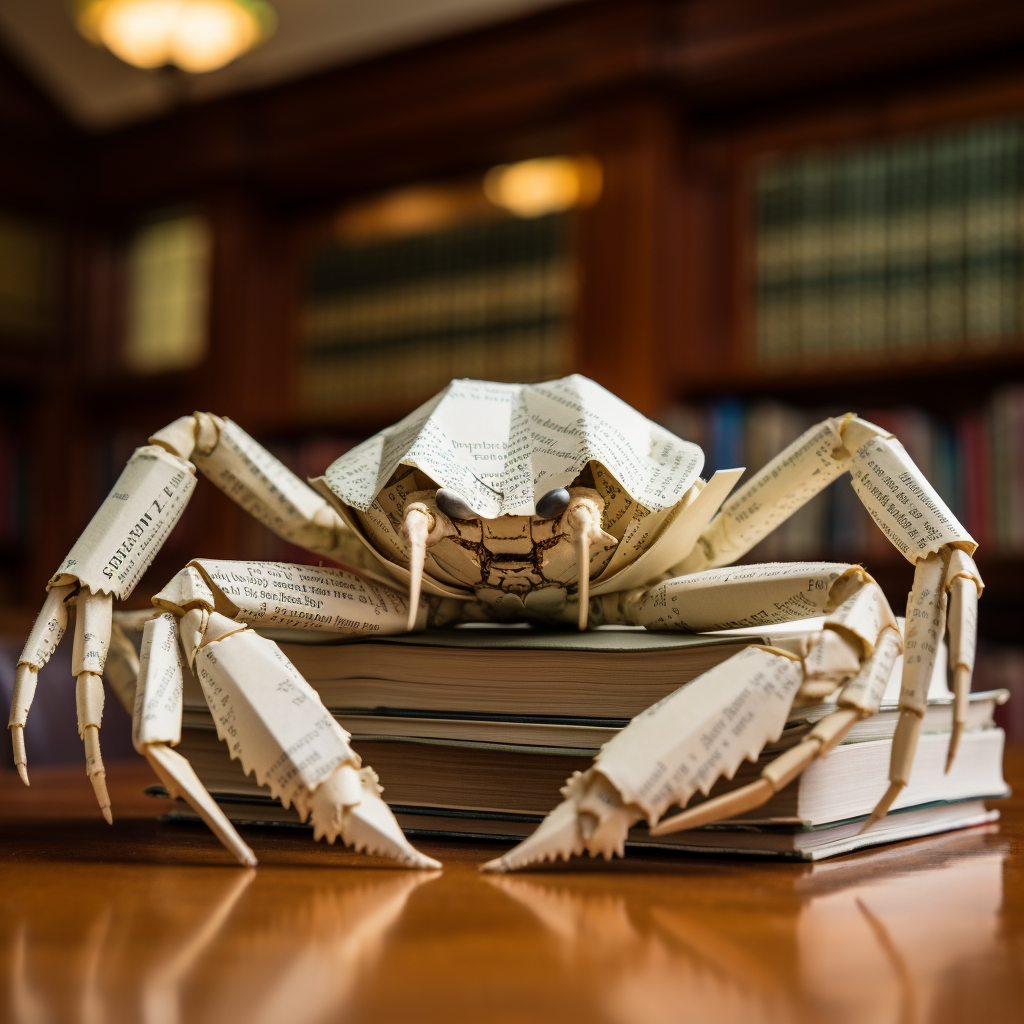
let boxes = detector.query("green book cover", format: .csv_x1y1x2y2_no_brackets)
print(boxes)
885,137,929,351
795,151,832,359
926,131,966,349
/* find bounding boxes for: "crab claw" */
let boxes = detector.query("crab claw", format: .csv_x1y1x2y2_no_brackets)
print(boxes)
481,769,640,873
309,764,441,870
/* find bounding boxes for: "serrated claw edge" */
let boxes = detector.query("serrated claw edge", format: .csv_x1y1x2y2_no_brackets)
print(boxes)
342,788,441,870
481,796,586,873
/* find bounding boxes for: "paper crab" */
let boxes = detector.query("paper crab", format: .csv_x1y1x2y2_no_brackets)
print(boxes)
10,375,982,870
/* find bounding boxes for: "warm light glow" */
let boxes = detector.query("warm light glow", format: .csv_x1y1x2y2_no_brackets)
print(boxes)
484,156,603,218
76,0,275,73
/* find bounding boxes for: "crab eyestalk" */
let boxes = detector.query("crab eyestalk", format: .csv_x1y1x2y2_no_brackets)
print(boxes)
566,497,603,631
402,502,441,632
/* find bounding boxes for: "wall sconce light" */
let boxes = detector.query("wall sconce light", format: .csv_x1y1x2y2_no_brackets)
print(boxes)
75,0,276,73
484,156,603,218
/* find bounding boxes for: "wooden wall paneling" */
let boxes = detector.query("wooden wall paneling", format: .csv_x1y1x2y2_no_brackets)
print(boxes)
669,0,1024,108
667,127,743,397
80,1,670,210
203,191,262,422
0,48,73,214
574,94,688,416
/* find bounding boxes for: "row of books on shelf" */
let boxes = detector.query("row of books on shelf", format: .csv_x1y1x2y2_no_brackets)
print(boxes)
156,624,1010,862
755,116,1024,362
298,213,574,414
661,388,1024,556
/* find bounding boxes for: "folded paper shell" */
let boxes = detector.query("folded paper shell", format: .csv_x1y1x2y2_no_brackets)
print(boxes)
317,375,704,519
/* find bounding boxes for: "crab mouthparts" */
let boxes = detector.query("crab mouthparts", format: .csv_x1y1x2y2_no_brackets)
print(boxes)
400,489,608,631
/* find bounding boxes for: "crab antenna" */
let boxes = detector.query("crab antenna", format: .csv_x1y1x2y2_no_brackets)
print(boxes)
569,503,596,631
402,504,434,632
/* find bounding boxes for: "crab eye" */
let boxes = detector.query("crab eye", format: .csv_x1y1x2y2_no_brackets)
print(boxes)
435,488,476,520
535,487,571,519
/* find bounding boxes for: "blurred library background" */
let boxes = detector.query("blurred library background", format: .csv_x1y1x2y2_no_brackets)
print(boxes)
1,0,1024,767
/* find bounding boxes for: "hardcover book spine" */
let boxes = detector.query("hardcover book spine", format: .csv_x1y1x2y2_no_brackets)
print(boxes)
965,125,1001,348
795,153,831,360
926,133,965,352
893,138,931,354
754,117,1024,362
755,159,794,364
299,213,574,416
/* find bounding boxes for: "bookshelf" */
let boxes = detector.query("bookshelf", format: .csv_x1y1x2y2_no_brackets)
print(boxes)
1,0,1024,676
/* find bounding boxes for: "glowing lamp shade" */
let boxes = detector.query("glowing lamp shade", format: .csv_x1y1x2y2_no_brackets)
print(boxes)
484,156,603,218
76,0,276,73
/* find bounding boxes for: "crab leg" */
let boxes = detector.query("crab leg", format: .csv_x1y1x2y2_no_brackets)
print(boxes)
9,582,74,784
609,561,875,633
678,414,981,792
842,431,980,824
652,628,901,834
14,413,381,793
147,560,440,867
185,611,438,868
73,590,115,822
104,615,146,715
483,579,900,871
945,549,982,770
133,610,256,866
676,418,850,575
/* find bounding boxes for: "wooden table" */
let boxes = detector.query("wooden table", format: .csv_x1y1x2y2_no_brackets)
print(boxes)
2,751,1022,1024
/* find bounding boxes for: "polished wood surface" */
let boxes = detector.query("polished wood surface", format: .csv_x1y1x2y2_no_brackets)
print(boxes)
1,749,1022,1024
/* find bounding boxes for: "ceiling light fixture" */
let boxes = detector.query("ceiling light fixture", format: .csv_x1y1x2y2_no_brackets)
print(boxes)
75,0,276,74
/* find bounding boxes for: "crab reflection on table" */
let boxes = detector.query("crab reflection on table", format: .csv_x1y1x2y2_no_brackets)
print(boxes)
7,857,436,1024
1,789,1011,1024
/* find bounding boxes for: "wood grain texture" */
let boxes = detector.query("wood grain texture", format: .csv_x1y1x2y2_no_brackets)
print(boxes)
1,748,1021,1023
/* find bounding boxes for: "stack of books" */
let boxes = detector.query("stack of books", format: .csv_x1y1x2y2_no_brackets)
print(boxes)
160,625,1011,862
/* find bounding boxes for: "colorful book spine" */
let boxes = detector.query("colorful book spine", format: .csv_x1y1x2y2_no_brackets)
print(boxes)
662,389,1024,558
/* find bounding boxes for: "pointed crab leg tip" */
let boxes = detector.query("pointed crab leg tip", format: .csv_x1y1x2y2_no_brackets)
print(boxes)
945,724,964,775
11,727,28,785
410,853,443,871
480,857,509,874
859,781,904,835
89,771,113,823
239,849,258,868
